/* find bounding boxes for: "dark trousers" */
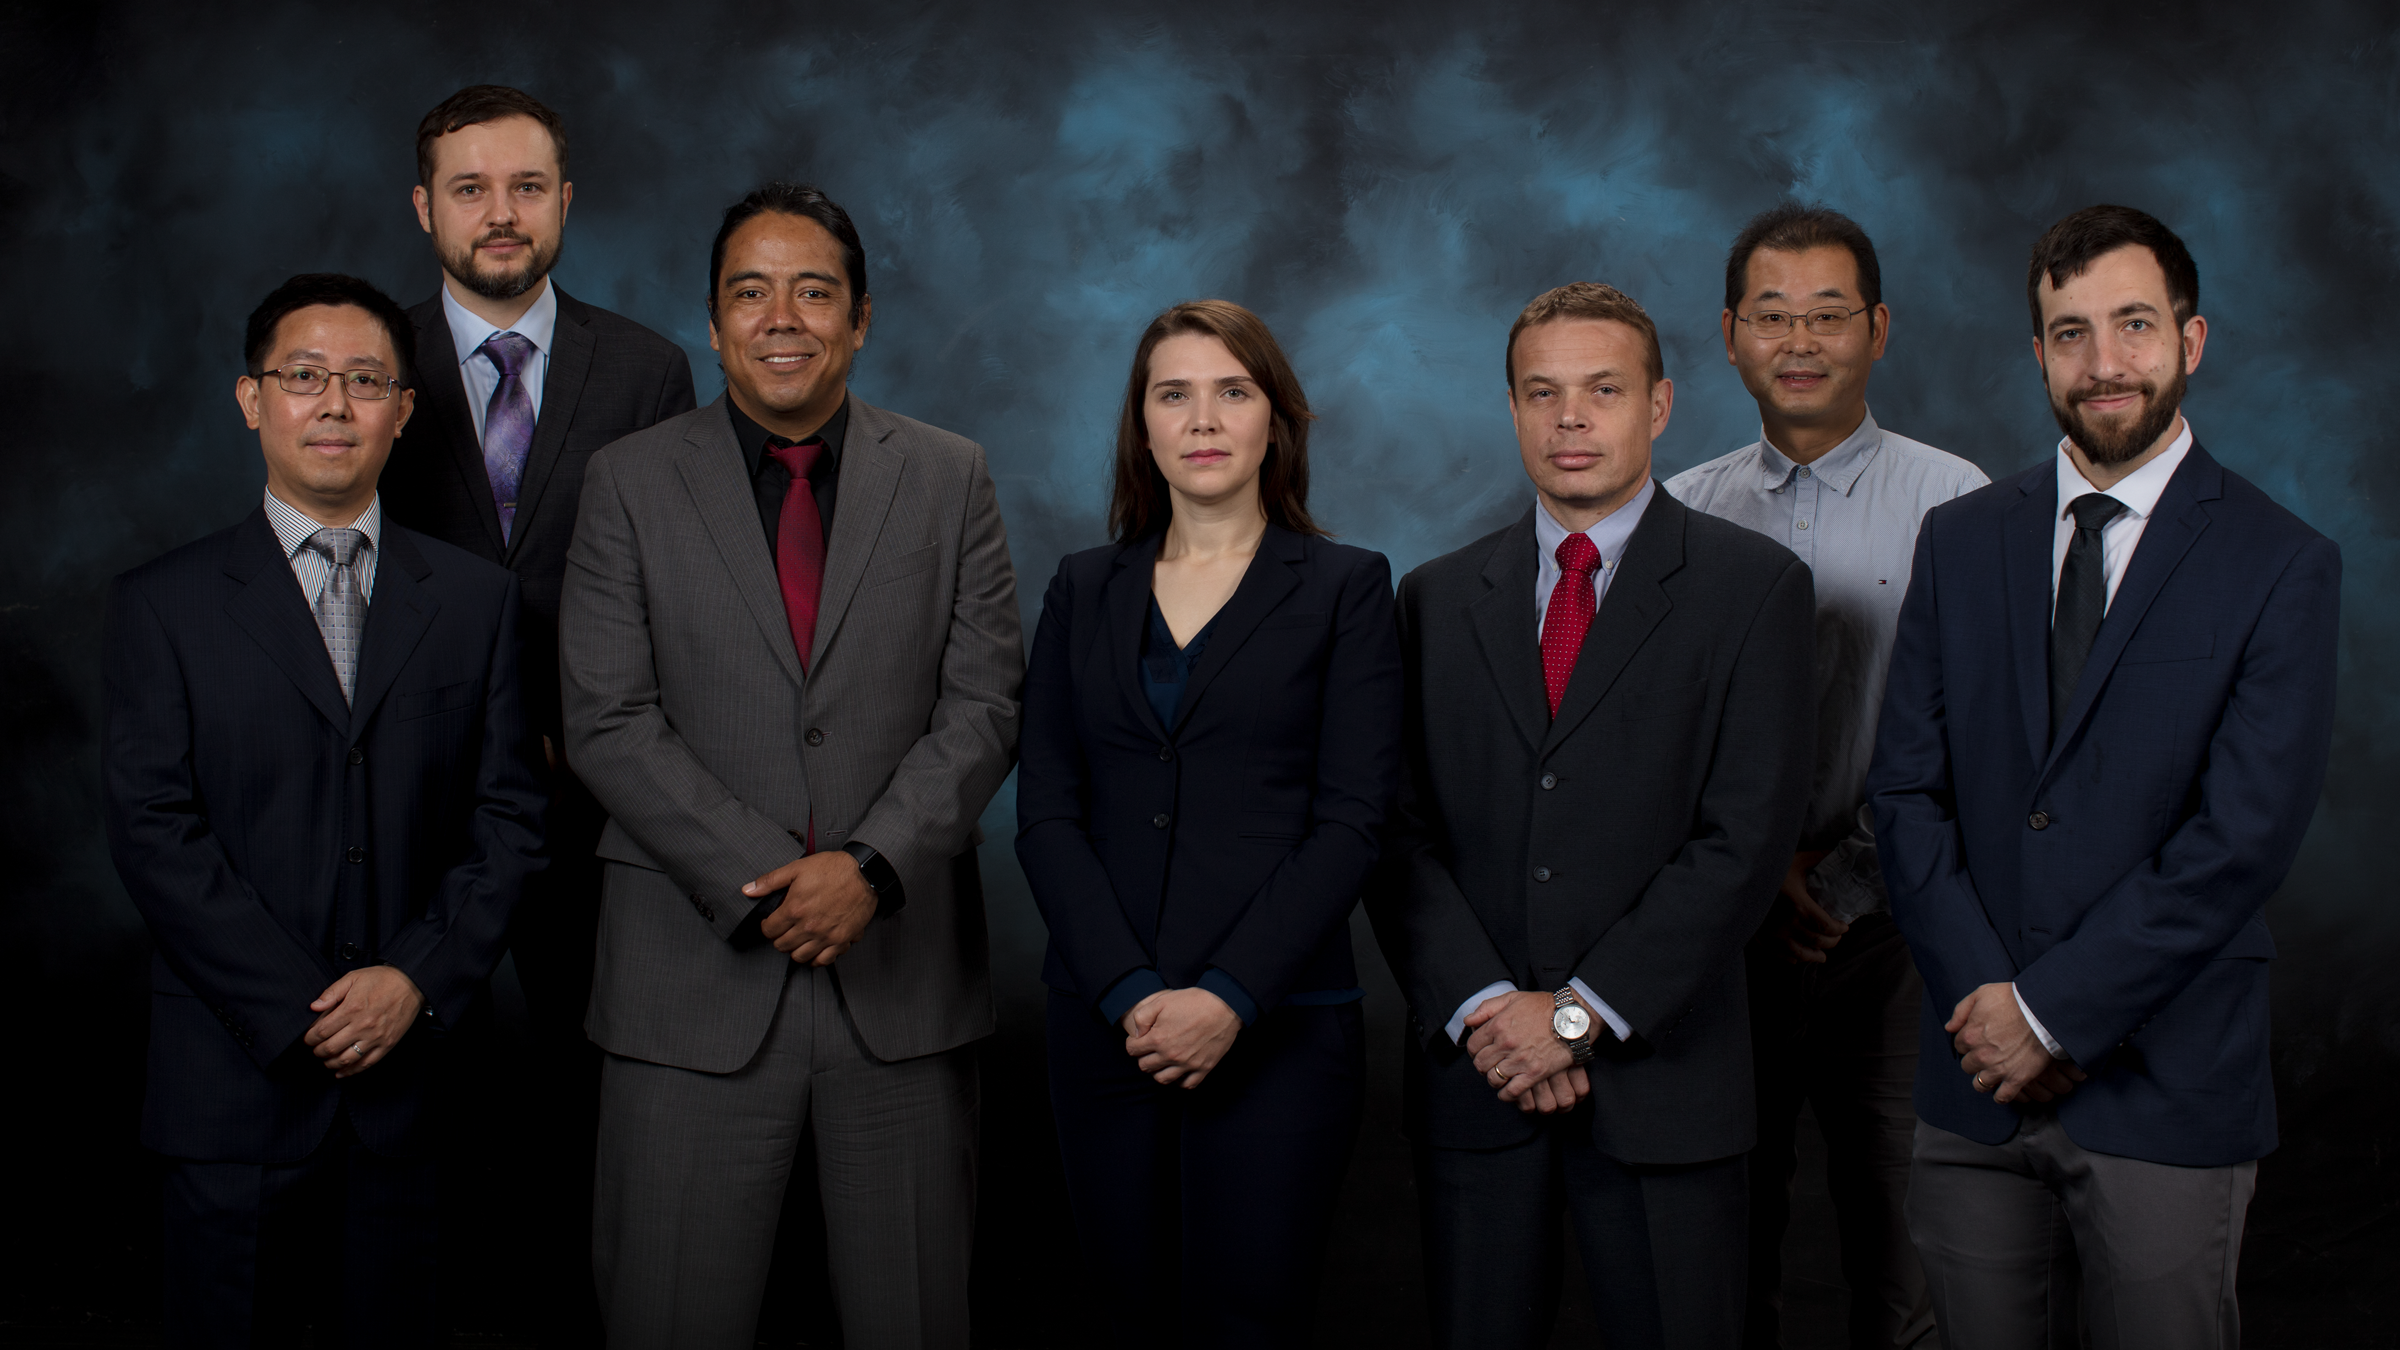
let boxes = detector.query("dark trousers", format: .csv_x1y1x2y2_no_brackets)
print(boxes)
1745,911,1937,1349
161,1113,438,1350
1416,1115,1748,1350
508,766,606,1344
1045,991,1365,1348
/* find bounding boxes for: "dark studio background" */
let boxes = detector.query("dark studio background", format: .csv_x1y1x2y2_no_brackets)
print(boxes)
3,0,2397,1344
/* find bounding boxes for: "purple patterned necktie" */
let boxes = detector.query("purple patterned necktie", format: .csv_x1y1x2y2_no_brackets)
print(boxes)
479,331,538,544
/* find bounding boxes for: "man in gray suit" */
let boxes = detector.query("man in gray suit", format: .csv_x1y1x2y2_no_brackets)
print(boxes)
559,182,1022,1350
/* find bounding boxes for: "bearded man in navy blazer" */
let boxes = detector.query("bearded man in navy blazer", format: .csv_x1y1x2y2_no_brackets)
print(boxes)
1870,205,2340,1350
104,273,546,1347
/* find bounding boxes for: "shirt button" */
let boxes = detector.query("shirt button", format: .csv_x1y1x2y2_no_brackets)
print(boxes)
1153,814,1170,829
346,846,366,863
347,747,365,766
1797,520,1811,530
1533,867,1552,882
805,728,825,747
1158,746,1173,762
338,942,363,962
1540,773,1557,790
2028,812,2050,831
1798,467,1812,478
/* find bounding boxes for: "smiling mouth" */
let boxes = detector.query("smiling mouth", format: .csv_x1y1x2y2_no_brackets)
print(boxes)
762,354,811,368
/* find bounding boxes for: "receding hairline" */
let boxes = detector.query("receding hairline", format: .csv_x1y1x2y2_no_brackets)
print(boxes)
1507,314,1660,387
424,111,565,180
262,304,402,366
1735,242,1868,305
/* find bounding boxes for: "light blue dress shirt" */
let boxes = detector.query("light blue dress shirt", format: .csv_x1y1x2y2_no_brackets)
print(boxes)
441,278,557,440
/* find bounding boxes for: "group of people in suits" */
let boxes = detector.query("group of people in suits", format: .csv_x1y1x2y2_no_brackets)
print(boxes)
100,80,2338,1350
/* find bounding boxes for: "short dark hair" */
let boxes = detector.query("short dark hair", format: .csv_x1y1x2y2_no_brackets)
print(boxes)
416,85,568,187
243,274,417,389
1110,299,1324,544
707,182,869,323
1724,202,1883,316
2027,204,2200,337
1506,282,1664,389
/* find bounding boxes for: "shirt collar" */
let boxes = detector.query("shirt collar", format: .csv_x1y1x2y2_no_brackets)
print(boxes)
728,393,851,479
1755,411,1883,495
264,487,380,556
2055,417,2193,522
442,275,559,368
1534,476,1656,570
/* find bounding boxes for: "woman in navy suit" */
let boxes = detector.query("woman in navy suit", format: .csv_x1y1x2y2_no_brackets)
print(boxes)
1017,300,1402,1344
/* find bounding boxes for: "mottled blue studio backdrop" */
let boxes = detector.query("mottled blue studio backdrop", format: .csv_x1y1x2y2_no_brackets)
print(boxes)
4,1,2395,1344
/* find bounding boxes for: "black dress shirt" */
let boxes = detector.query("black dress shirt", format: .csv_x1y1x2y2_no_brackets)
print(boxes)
728,395,849,562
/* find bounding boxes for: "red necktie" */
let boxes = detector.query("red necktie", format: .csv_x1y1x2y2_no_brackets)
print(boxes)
768,438,827,672
1540,532,1600,717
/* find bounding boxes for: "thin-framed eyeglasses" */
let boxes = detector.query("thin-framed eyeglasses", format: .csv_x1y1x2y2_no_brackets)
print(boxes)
253,365,402,400
1735,305,1872,339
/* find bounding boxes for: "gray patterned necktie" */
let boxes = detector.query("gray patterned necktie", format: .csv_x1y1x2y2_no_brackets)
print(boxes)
479,331,538,544
305,528,369,704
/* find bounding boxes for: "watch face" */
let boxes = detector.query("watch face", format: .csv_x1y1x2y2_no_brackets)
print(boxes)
1554,1004,1592,1042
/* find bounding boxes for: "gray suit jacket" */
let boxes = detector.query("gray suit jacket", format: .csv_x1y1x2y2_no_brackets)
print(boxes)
560,394,1023,1071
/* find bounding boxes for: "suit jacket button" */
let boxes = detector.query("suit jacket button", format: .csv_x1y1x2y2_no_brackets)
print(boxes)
346,846,366,863
1153,813,1170,829
338,942,363,962
2028,811,2050,831
1158,746,1173,762
805,728,825,747
1540,773,1557,790
347,747,365,766
690,895,716,921
1533,866,1552,882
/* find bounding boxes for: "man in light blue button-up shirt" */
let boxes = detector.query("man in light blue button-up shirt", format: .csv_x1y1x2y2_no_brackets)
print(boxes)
1668,205,1985,1350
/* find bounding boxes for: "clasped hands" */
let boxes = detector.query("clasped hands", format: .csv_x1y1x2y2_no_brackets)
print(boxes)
1464,992,1592,1115
301,965,425,1079
1949,981,2086,1105
744,852,879,965
1121,987,1243,1089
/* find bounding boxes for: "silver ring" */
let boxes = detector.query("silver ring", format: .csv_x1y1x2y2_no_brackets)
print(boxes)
350,1042,367,1058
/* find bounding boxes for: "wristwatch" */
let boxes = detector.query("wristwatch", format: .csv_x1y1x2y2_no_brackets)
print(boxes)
1552,988,1598,1065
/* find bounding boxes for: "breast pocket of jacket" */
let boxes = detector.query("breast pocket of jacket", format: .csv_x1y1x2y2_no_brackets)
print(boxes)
1237,810,1312,845
395,679,479,721
1616,678,1708,723
864,542,941,589
2117,627,2215,666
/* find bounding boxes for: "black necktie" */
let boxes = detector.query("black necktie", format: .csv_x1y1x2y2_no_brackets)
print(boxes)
2050,492,2128,738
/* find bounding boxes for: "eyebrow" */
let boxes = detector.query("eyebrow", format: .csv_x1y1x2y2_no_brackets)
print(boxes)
1753,286,1850,303
1150,374,1257,389
444,169,552,187
276,349,390,369
1521,368,1630,386
2046,299,2160,334
721,268,845,290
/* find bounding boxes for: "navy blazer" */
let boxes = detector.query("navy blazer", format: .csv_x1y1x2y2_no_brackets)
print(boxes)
103,509,548,1163
1870,443,2339,1167
1015,525,1402,1017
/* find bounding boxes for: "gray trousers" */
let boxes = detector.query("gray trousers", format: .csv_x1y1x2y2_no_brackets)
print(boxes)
592,963,979,1350
1905,1116,2253,1350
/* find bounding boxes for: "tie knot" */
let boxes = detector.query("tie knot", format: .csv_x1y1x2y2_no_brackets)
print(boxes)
2067,492,2128,531
768,436,825,479
1555,531,1600,578
481,331,536,378
305,527,367,568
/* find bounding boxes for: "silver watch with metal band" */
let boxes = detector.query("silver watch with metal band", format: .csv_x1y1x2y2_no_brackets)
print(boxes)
1552,988,1598,1064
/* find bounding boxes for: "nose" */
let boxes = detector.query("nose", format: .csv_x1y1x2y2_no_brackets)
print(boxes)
1554,396,1587,429
314,379,356,418
762,292,803,333
1782,325,1822,356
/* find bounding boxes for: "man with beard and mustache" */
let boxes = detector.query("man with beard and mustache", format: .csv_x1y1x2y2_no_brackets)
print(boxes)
376,83,695,1344
1669,204,1984,1350
1868,205,2340,1349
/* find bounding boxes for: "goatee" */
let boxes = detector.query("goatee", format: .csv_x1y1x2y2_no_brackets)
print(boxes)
441,231,561,302
2051,361,2186,467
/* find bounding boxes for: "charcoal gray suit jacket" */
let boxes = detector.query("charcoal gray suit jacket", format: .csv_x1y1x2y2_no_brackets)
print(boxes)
560,394,1022,1071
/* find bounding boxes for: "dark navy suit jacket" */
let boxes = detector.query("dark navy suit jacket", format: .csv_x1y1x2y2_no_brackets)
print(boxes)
1870,443,2339,1166
1015,525,1402,1018
103,508,548,1163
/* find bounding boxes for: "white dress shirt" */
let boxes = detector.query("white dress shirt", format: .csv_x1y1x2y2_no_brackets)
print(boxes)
1445,480,1658,1048
2014,418,2195,1058
263,488,380,604
442,277,557,440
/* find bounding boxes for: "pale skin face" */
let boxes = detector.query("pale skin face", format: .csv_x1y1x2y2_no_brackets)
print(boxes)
2032,243,2207,491
709,212,871,442
234,304,416,528
1507,318,1673,532
412,114,572,328
1722,245,1890,465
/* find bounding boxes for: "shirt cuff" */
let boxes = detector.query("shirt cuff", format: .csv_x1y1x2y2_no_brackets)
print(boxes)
1566,977,1633,1042
1446,981,1519,1045
1197,968,1259,1026
1097,968,1168,1028
2012,983,2065,1058
729,892,780,949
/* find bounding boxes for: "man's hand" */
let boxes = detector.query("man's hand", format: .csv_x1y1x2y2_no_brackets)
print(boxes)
744,852,879,965
1465,991,1581,1106
1779,850,1846,964
1123,987,1242,1089
304,966,426,1079
1949,982,2087,1105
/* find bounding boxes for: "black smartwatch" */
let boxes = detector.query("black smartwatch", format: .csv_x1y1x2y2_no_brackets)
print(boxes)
841,841,906,916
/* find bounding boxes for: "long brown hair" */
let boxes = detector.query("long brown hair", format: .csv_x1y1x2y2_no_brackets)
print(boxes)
1109,299,1324,544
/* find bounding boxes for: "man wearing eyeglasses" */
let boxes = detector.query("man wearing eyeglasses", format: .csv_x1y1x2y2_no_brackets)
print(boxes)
1666,205,1985,1350
103,273,546,1346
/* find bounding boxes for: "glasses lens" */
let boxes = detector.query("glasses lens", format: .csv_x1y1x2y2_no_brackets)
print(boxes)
1747,312,1792,337
277,366,329,395
340,371,392,400
1803,309,1856,334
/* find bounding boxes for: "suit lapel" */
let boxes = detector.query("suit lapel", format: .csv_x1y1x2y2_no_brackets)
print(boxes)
348,527,439,732
412,302,504,557
809,399,905,671
503,288,594,564
1106,536,1172,744
1465,508,1551,755
675,399,808,690
221,510,351,729
1172,526,1305,735
1544,486,1678,755
2003,472,2058,771
2040,447,2221,780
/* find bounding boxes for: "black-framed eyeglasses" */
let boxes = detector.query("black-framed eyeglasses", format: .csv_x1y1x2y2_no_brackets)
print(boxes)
1736,305,1872,338
253,365,402,400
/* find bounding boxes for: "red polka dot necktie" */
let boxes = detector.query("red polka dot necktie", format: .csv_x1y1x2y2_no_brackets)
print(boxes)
1540,532,1600,718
